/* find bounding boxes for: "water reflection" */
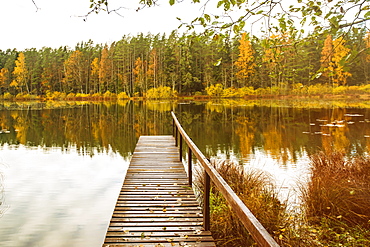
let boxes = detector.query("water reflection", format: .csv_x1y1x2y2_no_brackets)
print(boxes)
176,100,370,205
176,100,370,161
0,144,127,247
0,101,176,157
0,101,174,247
0,99,370,246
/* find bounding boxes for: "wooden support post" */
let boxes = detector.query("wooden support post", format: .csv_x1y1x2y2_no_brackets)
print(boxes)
179,136,183,161
172,119,175,137
175,128,178,147
188,147,192,186
204,172,211,231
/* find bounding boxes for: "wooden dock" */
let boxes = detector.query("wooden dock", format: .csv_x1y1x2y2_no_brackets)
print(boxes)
103,135,216,247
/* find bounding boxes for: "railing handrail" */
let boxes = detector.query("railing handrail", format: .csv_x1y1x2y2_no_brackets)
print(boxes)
171,111,280,247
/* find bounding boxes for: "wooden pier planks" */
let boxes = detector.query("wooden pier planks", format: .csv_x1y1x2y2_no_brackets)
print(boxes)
103,135,216,247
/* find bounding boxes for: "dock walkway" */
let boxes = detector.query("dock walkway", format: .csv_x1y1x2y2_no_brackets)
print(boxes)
103,135,215,247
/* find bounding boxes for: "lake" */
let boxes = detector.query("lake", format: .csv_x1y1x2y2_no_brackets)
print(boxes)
0,99,369,246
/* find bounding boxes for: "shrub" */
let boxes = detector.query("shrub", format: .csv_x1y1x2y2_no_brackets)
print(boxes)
75,93,90,98
46,91,66,100
159,86,174,98
291,83,304,95
14,93,39,100
103,91,116,99
146,88,159,99
91,93,103,99
66,93,76,99
3,92,13,100
255,87,270,95
238,86,255,96
146,86,176,99
270,86,281,95
117,92,129,100
205,84,224,97
359,84,370,92
333,86,347,94
222,87,239,98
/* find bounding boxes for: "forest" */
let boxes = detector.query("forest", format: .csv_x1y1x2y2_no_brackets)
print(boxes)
0,29,369,98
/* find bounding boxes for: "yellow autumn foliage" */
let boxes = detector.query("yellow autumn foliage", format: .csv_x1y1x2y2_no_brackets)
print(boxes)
146,86,176,99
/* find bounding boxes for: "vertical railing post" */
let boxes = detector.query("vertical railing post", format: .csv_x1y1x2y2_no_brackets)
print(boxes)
204,172,211,231
175,127,178,147
188,147,192,186
172,119,175,137
179,135,183,161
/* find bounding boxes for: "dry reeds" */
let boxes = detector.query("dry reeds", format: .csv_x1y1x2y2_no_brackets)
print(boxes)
193,159,286,246
301,151,370,227
192,153,370,246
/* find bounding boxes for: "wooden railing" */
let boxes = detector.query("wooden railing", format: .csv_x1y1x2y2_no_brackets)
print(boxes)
171,111,280,247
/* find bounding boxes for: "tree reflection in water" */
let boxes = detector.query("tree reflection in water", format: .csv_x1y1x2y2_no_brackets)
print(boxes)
0,99,369,246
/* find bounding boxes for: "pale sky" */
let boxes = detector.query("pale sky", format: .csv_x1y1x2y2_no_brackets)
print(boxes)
0,0,202,50
1,1,366,51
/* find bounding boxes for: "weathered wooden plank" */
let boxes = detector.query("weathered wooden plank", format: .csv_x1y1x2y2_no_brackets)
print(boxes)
107,226,207,232
114,203,199,206
103,243,215,247
103,136,215,247
109,222,204,227
113,206,197,211
104,236,214,243
106,231,211,237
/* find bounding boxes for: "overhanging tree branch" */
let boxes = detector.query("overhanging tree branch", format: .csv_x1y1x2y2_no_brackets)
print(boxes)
31,0,40,11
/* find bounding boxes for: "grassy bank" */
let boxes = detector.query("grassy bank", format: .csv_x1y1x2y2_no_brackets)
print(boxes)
2,84,370,102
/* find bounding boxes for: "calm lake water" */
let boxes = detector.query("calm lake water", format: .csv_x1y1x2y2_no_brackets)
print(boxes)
0,99,370,246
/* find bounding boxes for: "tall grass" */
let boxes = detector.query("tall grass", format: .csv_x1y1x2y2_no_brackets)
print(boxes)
296,151,370,246
301,151,370,226
193,154,370,246
193,159,286,246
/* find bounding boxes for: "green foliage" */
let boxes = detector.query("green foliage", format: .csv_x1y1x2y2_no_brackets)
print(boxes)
0,28,370,99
